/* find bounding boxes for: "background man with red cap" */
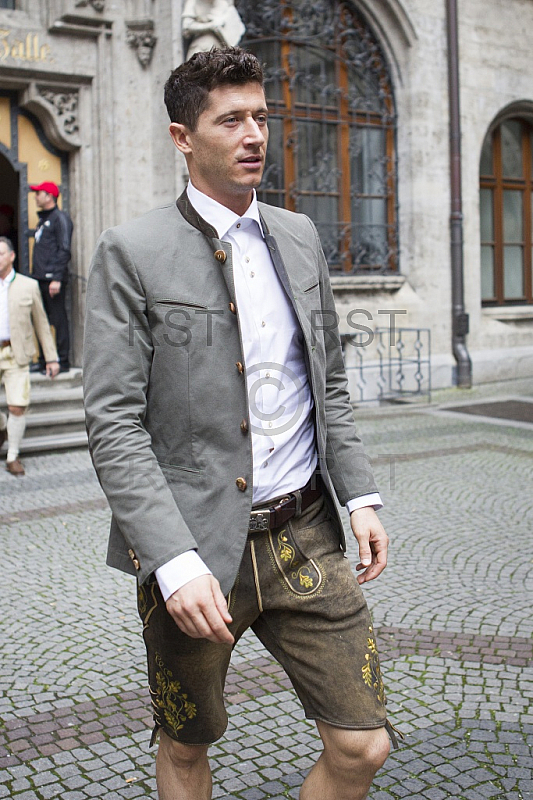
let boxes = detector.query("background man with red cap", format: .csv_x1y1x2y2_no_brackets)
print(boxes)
29,182,73,373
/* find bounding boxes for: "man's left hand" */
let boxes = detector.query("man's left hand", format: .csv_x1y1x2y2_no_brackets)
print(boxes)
45,362,60,378
350,506,388,585
49,280,61,297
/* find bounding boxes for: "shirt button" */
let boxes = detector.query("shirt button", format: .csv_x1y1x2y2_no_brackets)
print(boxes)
245,256,250,263
262,461,269,468
268,422,273,428
236,477,247,491
266,372,271,378
261,321,266,327
214,249,226,263
236,222,241,229
250,271,255,277
236,361,244,374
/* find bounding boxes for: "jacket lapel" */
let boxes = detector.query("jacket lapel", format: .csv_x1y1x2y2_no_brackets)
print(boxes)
176,190,237,305
260,221,294,302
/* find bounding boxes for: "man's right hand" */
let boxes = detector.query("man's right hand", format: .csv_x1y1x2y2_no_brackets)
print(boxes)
49,280,61,297
165,574,234,644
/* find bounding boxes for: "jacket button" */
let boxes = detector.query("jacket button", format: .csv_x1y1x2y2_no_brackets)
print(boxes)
229,302,236,314
128,548,141,571
236,361,244,374
214,249,227,263
236,477,247,491
240,419,248,434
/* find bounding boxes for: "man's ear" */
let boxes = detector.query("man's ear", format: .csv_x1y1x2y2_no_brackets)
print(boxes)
169,123,193,155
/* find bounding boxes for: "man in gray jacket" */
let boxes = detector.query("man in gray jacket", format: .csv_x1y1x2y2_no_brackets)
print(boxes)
84,47,393,800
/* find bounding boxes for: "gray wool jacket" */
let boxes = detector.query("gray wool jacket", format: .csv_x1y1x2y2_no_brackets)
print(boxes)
83,192,377,595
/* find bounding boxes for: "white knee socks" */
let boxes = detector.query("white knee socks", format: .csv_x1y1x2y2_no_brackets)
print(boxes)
7,413,26,462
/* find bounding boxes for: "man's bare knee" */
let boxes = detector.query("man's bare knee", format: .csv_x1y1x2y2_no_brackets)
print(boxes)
7,406,26,417
158,730,209,771
319,724,390,774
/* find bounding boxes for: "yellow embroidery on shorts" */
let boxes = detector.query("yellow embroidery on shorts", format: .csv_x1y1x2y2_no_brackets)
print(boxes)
279,534,294,563
362,626,386,705
150,652,197,737
272,529,323,596
298,569,314,588
278,530,314,588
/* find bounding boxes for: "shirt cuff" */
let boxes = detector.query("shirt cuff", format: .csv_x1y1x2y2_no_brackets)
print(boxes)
346,493,383,513
155,550,212,602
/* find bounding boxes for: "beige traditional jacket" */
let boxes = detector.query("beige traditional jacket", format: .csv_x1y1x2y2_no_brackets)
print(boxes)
7,273,58,366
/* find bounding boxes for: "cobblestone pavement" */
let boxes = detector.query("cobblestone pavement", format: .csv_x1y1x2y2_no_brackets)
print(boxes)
1,381,532,799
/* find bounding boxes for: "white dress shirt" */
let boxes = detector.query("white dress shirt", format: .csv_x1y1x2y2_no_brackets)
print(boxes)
0,269,15,341
155,184,381,601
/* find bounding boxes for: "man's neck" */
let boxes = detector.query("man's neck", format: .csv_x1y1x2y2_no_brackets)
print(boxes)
188,181,253,217
186,182,262,241
0,268,14,283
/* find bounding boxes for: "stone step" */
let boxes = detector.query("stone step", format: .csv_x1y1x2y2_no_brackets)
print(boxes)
23,407,86,438
28,367,83,390
1,367,87,455
0,385,85,414
21,430,88,455
1,429,88,457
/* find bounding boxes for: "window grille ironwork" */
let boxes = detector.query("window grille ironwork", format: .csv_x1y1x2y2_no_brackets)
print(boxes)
480,118,533,305
236,0,398,274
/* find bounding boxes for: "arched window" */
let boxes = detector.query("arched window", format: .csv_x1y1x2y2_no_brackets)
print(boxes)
236,0,398,274
480,118,533,305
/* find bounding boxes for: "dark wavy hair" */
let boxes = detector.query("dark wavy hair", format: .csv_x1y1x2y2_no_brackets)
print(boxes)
164,46,264,131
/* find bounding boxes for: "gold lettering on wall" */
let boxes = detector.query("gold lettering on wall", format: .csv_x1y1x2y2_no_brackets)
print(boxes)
0,30,53,64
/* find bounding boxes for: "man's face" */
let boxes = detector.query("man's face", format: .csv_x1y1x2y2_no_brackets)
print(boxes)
35,191,52,209
0,242,15,280
170,82,269,215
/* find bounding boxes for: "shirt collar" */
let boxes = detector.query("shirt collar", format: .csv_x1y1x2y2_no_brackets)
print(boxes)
186,182,264,240
0,269,15,287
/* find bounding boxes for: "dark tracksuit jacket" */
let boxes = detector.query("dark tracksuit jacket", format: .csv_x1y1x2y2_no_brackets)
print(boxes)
32,206,73,282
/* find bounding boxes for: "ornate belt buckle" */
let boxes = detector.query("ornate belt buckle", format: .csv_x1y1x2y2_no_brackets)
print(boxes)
248,509,271,532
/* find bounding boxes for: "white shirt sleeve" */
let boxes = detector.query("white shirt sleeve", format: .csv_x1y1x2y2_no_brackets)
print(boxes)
155,550,212,602
346,492,383,514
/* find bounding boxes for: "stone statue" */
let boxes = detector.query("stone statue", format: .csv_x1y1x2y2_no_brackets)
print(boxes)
182,0,245,59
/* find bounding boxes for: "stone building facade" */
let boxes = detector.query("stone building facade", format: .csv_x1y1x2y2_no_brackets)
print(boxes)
0,0,532,391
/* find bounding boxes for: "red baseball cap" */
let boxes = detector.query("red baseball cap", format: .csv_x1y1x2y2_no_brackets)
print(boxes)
30,182,60,198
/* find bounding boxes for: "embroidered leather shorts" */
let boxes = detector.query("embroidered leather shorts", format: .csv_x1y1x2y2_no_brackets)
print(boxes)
137,494,389,746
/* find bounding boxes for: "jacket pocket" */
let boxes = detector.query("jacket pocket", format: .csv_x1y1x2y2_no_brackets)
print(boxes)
158,461,202,475
154,299,208,310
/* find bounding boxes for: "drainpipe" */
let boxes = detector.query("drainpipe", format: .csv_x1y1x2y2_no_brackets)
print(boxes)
446,0,472,387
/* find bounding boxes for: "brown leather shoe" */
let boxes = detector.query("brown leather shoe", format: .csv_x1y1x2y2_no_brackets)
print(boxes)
6,458,25,476
0,427,6,450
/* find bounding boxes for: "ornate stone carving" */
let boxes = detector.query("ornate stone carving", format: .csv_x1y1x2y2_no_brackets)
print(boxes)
182,0,245,59
75,0,105,11
126,20,157,67
20,83,81,151
39,89,79,137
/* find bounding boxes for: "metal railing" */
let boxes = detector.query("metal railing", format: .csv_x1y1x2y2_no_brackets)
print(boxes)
341,327,431,404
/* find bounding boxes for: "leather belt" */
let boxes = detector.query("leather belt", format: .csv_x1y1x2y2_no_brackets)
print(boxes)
0,339,11,348
248,474,322,533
